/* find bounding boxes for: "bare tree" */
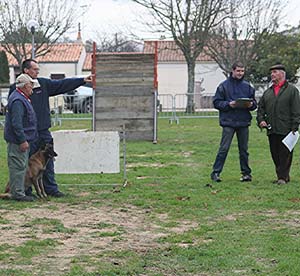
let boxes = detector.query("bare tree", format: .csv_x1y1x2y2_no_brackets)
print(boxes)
132,0,240,112
88,32,142,53
206,0,283,77
0,0,81,68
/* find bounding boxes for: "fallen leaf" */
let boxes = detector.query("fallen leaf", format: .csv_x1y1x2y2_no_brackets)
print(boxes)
176,196,191,201
289,198,300,202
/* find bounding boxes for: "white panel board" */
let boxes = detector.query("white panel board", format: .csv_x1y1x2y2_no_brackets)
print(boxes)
52,130,120,174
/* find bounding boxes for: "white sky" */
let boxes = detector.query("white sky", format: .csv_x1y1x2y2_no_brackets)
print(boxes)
68,0,300,42
70,0,153,41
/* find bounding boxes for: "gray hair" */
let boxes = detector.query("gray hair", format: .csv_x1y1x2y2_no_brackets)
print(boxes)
16,82,26,88
280,70,286,79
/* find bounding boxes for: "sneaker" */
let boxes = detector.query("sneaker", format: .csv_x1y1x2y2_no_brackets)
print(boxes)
277,179,287,185
240,175,252,182
211,173,221,182
15,195,35,202
49,191,65,198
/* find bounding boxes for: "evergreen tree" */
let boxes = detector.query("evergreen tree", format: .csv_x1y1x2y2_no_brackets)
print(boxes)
0,50,9,84
248,29,300,83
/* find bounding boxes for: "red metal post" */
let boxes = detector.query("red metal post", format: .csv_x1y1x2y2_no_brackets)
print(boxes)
154,41,158,90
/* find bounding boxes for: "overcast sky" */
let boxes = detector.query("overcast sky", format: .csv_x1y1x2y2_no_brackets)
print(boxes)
70,0,300,42
72,0,151,41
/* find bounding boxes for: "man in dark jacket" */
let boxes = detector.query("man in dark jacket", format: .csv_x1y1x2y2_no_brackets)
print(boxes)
211,62,257,182
5,74,39,201
10,59,92,197
257,63,300,185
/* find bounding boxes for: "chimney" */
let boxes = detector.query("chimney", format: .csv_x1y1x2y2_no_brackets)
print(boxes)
77,23,82,42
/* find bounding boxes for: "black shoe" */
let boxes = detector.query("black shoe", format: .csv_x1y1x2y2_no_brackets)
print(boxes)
211,172,221,182
240,175,252,182
49,191,65,198
15,195,35,202
25,191,38,199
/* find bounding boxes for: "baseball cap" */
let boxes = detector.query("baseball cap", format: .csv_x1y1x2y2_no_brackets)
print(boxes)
16,73,40,88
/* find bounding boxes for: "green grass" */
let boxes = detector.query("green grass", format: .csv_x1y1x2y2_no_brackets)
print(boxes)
23,217,78,234
1,118,300,275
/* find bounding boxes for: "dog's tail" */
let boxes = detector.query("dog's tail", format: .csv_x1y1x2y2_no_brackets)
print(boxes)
0,193,12,199
4,182,10,193
1,182,12,199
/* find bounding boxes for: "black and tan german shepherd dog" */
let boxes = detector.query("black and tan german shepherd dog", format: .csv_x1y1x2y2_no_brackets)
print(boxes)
1,143,57,200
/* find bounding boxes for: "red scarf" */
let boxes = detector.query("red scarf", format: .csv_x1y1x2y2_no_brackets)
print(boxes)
273,80,286,96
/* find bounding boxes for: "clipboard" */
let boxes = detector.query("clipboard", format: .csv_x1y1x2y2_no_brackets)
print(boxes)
235,98,252,108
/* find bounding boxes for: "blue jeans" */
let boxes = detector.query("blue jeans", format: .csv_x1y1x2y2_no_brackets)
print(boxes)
29,129,59,195
212,126,251,176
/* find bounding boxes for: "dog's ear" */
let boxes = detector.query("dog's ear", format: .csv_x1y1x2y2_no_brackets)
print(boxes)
48,146,58,157
39,141,47,150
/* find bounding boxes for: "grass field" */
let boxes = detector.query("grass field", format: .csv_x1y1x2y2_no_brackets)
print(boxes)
1,118,300,276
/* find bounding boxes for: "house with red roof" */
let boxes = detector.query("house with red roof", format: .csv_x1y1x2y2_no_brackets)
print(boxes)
143,40,225,97
1,42,90,83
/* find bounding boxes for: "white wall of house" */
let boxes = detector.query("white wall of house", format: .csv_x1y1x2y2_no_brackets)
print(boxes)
9,67,15,83
77,47,86,76
195,63,226,95
9,63,82,83
38,63,79,78
157,61,225,109
158,62,225,95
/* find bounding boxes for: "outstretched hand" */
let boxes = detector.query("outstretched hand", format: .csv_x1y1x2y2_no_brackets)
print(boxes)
84,75,94,83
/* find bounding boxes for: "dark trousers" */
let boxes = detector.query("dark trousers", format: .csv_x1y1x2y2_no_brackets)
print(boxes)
212,126,251,176
268,134,293,181
29,129,59,195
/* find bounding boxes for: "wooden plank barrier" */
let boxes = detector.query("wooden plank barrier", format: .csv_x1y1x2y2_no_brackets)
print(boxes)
95,53,155,141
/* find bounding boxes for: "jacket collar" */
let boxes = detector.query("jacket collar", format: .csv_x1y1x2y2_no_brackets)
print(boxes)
229,72,244,82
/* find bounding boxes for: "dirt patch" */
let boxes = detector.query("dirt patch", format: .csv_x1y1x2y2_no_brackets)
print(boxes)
0,203,197,275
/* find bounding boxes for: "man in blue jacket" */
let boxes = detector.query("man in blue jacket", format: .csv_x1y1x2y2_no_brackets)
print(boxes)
10,59,92,197
210,62,257,182
5,74,39,201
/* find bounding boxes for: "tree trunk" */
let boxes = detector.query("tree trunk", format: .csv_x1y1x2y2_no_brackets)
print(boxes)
186,61,196,113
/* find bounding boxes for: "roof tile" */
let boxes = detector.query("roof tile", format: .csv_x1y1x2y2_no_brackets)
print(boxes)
0,43,84,67
143,40,213,62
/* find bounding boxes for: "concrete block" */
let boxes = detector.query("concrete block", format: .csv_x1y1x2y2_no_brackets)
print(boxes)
52,130,120,174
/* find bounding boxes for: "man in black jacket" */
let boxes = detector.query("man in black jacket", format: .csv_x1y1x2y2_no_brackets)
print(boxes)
210,62,257,182
10,59,92,197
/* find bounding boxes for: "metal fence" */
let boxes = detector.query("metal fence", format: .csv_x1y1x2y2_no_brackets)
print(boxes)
0,93,8,127
50,95,92,126
51,93,218,124
157,93,218,123
0,93,221,128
